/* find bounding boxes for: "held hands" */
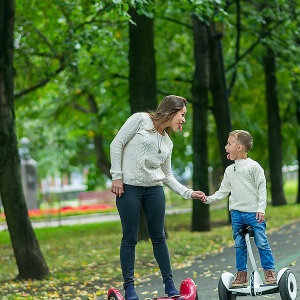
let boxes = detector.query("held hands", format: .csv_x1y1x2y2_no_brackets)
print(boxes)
111,183,209,201
192,191,207,202
111,179,124,197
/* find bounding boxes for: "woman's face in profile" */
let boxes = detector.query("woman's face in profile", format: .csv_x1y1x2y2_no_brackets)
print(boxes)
169,106,186,132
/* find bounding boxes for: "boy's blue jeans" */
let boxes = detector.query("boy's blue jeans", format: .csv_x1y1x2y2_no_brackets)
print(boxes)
116,184,172,289
230,210,275,272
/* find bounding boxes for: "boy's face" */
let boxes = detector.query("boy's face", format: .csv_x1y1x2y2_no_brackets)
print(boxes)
225,135,244,160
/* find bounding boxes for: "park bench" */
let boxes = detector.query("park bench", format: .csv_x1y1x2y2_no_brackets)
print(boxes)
78,190,116,206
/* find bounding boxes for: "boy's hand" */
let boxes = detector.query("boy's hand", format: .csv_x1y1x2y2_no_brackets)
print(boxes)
256,212,265,223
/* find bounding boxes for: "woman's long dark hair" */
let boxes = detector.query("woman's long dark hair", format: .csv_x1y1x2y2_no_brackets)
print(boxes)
148,95,187,135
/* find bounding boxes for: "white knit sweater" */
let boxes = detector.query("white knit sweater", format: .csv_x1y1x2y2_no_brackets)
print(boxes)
110,112,193,199
206,158,267,214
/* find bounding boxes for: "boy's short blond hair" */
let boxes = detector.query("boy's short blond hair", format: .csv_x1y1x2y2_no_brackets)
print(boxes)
229,130,253,152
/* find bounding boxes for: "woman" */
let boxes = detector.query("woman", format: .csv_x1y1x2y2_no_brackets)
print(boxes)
110,95,203,300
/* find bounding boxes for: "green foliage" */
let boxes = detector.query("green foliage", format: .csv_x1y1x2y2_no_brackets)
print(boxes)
4,0,300,297
15,0,132,180
13,0,300,187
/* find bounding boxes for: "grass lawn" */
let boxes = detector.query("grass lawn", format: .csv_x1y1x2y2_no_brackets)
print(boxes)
0,181,299,299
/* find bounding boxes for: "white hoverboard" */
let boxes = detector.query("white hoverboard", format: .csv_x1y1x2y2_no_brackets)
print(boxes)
218,226,297,300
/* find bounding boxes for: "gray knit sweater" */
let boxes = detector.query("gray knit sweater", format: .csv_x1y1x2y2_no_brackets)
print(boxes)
206,158,267,214
110,112,193,199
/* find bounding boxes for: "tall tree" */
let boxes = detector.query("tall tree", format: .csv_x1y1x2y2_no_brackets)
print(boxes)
208,20,232,224
263,44,286,205
191,16,210,231
297,99,300,204
0,0,49,279
260,1,286,206
263,46,286,206
209,21,232,172
128,5,157,240
291,0,300,205
129,5,157,114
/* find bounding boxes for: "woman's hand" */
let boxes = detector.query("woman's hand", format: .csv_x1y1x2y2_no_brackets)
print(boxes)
192,191,207,202
111,179,124,197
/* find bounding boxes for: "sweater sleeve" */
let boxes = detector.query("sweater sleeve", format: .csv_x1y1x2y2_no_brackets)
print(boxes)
110,113,143,180
161,147,193,199
253,163,267,214
206,171,231,204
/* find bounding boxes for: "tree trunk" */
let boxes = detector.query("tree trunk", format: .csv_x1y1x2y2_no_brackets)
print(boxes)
129,6,157,114
128,6,157,241
94,134,111,178
208,22,232,224
191,17,210,232
292,4,300,205
208,23,232,171
263,47,286,206
296,99,300,204
0,0,49,279
85,93,111,178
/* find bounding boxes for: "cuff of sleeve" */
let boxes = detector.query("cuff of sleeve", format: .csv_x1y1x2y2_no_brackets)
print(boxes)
205,197,214,204
111,172,123,180
257,207,266,214
181,189,193,199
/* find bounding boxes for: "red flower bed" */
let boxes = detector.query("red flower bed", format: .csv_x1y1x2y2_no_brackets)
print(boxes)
0,204,115,219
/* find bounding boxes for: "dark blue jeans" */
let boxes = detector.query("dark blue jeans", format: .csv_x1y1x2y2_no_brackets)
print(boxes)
116,184,172,289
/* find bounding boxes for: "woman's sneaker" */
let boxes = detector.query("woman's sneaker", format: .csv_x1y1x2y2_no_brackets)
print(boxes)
264,270,277,285
231,271,248,288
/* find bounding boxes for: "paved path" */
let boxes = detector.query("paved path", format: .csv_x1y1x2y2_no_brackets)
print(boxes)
102,220,300,300
0,212,119,231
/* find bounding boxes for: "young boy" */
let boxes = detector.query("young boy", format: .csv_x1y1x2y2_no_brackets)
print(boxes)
200,130,276,287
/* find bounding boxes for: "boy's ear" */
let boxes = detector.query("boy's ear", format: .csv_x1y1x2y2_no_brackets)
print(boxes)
237,144,243,151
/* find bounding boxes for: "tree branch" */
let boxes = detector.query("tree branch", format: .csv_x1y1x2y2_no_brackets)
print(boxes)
74,3,116,31
158,16,192,30
17,17,60,59
72,103,92,114
14,65,65,99
87,93,99,113
226,19,285,72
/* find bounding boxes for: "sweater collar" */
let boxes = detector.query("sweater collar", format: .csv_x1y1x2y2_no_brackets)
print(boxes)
234,158,249,165
233,158,250,172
